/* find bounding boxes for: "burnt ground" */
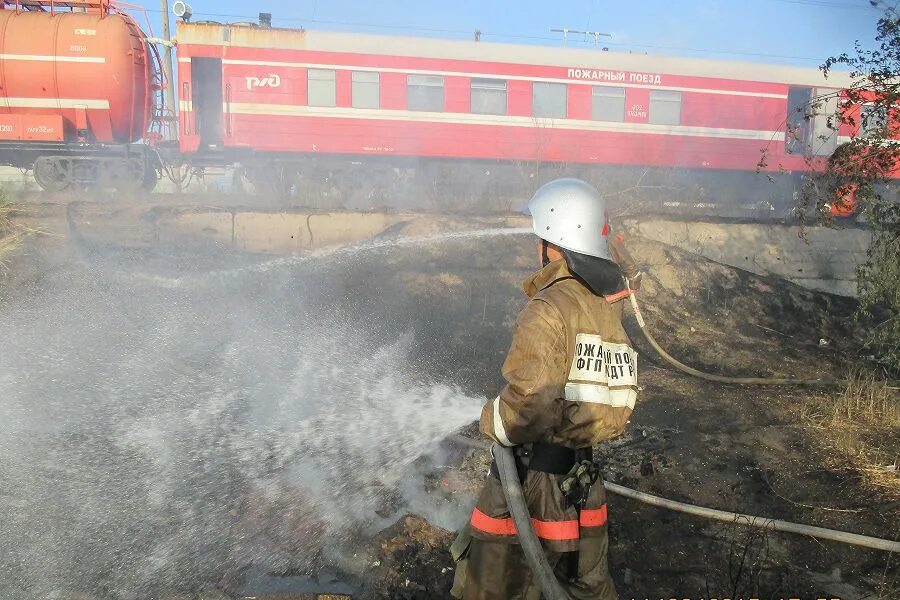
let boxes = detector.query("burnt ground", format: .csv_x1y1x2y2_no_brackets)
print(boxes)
2,220,898,600
317,231,899,600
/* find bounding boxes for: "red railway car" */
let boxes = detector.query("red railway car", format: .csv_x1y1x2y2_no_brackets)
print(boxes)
0,4,871,211
175,20,859,213
0,0,165,190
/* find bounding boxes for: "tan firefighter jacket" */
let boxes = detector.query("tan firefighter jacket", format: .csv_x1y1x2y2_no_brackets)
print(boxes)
471,258,638,552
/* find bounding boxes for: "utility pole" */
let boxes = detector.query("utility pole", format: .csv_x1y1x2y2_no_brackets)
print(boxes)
160,0,176,138
549,27,611,47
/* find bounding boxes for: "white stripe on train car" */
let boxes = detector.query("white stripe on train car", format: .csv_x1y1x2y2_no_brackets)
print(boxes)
0,53,106,63
223,103,787,141
0,98,110,109
181,57,786,99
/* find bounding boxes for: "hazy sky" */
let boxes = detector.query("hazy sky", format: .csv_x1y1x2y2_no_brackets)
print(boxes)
134,0,884,68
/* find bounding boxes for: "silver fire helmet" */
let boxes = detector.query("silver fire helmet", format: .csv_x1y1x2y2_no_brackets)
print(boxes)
527,178,610,260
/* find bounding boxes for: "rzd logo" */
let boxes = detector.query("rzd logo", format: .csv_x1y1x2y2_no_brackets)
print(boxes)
246,74,281,90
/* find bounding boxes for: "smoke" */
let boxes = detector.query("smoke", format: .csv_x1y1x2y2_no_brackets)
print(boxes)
0,234,486,599
190,156,798,221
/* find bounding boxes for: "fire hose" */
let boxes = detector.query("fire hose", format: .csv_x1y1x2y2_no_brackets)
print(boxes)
493,442,899,600
493,443,574,600
626,290,838,386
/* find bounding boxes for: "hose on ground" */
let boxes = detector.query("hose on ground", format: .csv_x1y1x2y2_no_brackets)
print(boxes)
493,443,573,600
457,438,900,556
604,480,900,553
627,291,837,386
474,284,894,599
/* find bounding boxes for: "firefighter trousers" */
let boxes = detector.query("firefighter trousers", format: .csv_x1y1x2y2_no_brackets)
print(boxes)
453,528,618,600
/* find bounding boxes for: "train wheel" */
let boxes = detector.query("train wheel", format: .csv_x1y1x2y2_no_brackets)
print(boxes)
33,156,72,191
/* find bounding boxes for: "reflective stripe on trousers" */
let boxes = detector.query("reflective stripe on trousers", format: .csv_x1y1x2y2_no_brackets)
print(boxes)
470,505,608,541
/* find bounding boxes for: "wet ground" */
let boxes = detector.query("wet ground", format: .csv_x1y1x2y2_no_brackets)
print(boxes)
0,216,897,600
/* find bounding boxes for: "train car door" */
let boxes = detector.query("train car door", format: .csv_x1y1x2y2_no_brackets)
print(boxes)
786,86,838,156
786,87,813,155
191,57,224,148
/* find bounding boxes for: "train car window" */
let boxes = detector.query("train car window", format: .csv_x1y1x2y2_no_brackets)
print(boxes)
592,86,626,122
861,104,888,137
471,78,507,115
352,71,380,109
308,69,337,107
408,74,445,112
532,82,567,118
649,90,681,125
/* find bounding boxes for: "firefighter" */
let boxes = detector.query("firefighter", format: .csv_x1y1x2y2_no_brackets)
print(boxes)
451,178,640,600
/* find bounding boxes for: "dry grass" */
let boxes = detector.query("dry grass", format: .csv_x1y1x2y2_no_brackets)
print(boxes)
832,370,900,425
800,369,900,497
0,192,26,270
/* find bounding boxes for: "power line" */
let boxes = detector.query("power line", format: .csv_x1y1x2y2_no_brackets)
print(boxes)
491,33,828,61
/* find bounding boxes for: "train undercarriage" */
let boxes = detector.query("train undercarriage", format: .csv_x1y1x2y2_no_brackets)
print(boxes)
0,142,162,192
2,142,868,221
232,153,808,218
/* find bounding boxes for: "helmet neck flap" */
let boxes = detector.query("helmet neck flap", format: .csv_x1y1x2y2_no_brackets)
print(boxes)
561,247,626,298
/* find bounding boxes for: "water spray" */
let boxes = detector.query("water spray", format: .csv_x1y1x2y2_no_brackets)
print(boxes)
53,204,896,600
